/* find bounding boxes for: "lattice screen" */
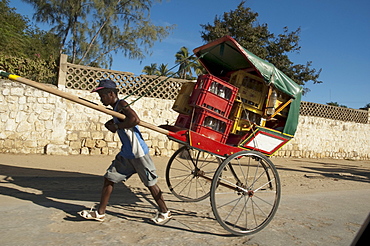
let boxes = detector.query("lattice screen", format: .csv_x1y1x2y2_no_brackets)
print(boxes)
64,63,187,100
63,63,369,124
300,101,368,124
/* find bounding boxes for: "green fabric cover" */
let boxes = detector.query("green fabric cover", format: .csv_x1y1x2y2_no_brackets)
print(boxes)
194,36,302,135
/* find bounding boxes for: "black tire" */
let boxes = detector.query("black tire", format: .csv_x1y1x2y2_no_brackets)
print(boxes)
210,150,281,236
166,146,222,202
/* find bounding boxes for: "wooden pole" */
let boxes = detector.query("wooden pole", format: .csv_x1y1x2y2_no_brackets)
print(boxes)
0,71,169,135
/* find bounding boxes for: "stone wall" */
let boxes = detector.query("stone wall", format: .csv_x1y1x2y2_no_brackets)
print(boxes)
1,79,369,160
277,115,370,160
0,79,180,157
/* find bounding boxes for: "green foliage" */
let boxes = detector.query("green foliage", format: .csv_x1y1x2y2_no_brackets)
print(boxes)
0,54,58,84
142,63,174,77
142,63,159,75
326,102,348,108
24,29,61,61
22,0,175,68
200,1,322,94
156,64,175,77
361,103,370,109
0,0,59,84
0,0,60,60
174,46,206,79
0,0,29,57
175,47,194,79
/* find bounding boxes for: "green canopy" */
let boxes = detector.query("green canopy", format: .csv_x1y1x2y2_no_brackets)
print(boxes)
193,36,302,135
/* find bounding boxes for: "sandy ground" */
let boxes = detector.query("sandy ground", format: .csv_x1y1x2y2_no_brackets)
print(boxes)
0,153,369,245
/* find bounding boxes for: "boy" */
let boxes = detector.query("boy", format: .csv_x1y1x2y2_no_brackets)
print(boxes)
78,79,171,224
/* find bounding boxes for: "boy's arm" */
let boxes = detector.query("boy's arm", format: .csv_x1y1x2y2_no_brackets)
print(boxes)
115,100,140,129
105,100,140,132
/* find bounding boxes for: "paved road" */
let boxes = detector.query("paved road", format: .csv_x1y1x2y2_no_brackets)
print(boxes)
0,154,369,245
257,189,370,246
1,187,368,246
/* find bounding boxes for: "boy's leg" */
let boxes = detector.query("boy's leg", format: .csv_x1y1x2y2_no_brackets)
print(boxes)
78,177,113,221
98,154,132,214
148,184,168,213
131,154,171,222
98,177,114,215
148,184,172,224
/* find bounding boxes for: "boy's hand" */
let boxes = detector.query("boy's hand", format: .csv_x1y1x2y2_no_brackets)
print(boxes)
105,119,118,133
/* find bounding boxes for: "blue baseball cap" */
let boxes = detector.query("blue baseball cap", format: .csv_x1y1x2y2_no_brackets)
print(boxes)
91,79,116,92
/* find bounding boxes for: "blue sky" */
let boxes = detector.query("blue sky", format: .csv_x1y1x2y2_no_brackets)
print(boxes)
9,0,370,109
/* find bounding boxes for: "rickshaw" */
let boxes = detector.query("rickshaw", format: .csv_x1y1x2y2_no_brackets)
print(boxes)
160,36,303,235
0,36,302,236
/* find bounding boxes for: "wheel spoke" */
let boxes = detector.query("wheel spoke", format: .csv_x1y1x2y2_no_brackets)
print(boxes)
252,195,275,210
253,178,275,193
171,174,193,192
176,158,195,171
166,146,220,202
211,151,280,236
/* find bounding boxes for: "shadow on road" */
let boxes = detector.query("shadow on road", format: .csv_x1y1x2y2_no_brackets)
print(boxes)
0,163,232,237
0,163,140,216
275,159,370,183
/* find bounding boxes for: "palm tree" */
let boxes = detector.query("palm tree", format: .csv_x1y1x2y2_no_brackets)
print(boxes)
156,63,175,77
175,46,196,79
175,46,207,79
193,59,207,76
142,63,158,75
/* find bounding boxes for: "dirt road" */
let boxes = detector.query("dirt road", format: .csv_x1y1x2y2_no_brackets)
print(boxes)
0,154,369,245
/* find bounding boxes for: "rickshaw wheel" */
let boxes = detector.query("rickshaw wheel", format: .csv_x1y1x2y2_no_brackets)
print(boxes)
210,150,281,236
166,145,222,202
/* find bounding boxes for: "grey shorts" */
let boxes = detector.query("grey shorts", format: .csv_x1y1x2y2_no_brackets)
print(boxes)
104,153,158,186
